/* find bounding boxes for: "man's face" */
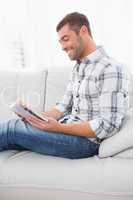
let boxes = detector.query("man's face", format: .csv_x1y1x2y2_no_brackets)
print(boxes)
58,24,84,60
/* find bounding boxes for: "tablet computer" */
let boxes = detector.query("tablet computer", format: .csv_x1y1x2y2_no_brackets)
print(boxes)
11,103,49,122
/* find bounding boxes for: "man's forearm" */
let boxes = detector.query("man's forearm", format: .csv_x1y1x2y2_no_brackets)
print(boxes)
26,110,96,138
58,122,96,137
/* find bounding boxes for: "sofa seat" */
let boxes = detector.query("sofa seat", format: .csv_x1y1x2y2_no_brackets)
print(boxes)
0,150,133,200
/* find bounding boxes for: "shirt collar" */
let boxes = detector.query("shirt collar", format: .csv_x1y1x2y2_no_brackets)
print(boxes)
78,46,109,65
73,46,109,75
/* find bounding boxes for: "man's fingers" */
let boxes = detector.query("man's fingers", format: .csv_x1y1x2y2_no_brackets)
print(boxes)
26,117,42,125
21,117,26,122
26,118,44,130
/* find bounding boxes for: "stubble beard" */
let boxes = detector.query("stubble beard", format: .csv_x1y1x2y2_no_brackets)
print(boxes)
69,36,84,61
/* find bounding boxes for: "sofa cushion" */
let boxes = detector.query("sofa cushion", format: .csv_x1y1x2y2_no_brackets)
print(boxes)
0,68,47,120
113,148,133,159
99,107,133,158
0,151,133,200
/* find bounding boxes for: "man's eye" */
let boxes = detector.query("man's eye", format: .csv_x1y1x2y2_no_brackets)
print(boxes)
63,37,69,42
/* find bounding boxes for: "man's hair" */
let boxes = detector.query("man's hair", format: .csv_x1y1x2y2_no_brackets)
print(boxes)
56,12,92,37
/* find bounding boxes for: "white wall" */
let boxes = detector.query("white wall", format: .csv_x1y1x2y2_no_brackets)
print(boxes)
0,0,133,72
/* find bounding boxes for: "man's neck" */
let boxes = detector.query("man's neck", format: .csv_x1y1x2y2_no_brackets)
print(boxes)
79,38,97,61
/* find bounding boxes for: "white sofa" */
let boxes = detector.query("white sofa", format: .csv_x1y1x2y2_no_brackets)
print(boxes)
0,67,133,200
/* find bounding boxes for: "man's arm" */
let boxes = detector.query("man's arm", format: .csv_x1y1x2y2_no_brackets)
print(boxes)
58,121,96,137
26,114,96,137
39,103,96,137
88,64,129,140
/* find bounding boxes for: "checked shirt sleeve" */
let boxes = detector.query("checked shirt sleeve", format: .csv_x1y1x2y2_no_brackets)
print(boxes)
89,64,129,140
55,75,73,115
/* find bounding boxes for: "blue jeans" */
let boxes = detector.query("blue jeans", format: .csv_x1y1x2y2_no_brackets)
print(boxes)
0,119,99,159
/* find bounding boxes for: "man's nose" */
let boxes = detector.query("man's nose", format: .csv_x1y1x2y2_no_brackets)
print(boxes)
62,47,66,51
62,46,67,52
61,43,67,51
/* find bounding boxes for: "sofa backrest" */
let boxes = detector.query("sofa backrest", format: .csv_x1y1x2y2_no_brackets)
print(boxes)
45,66,72,110
0,68,47,120
129,74,133,108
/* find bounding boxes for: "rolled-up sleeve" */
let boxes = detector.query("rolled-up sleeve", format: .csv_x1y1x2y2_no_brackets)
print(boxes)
89,64,129,139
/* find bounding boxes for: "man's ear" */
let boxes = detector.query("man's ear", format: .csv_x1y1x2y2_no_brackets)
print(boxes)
80,25,88,35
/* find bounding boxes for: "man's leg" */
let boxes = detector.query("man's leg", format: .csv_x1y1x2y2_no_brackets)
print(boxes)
0,119,99,159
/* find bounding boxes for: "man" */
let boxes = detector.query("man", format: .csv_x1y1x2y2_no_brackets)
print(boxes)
0,12,128,159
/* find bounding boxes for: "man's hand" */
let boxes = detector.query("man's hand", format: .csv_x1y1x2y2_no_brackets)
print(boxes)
41,107,64,120
25,116,61,132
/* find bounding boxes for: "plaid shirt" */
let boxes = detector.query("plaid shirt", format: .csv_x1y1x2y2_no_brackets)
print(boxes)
56,46,129,142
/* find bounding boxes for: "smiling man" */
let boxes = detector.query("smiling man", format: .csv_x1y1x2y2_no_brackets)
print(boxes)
0,12,129,159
